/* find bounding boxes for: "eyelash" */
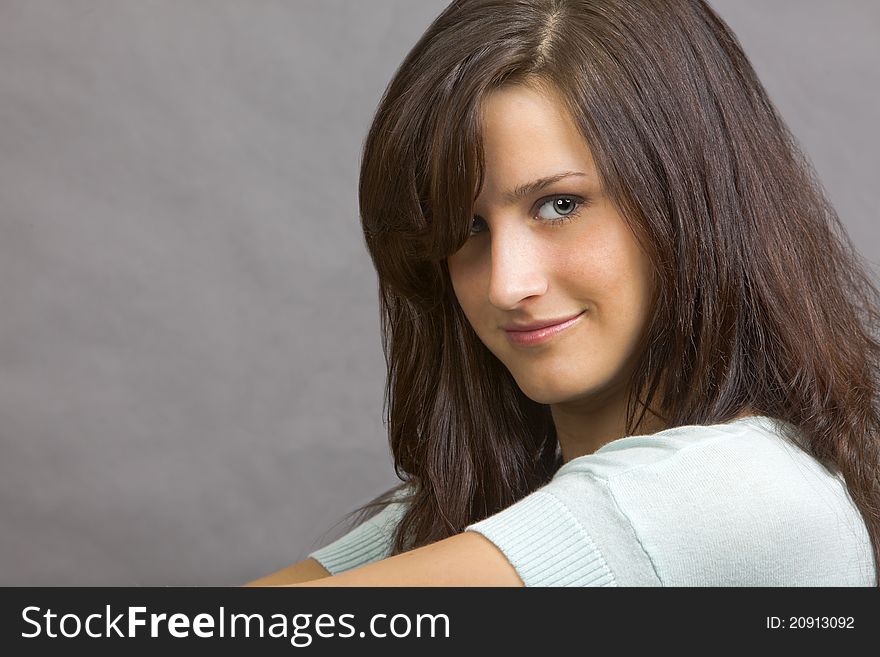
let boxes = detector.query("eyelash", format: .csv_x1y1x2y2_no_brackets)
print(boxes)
469,195,588,237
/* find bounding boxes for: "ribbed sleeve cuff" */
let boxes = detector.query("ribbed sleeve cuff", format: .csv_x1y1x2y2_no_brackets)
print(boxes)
307,522,391,576
464,490,617,586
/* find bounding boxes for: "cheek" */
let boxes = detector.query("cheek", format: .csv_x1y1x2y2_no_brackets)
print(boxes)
558,239,625,301
448,260,484,323
566,235,653,329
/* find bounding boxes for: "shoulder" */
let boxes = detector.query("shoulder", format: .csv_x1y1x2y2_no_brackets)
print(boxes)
557,416,804,481
541,416,810,517
466,417,876,586
552,416,849,524
551,416,847,517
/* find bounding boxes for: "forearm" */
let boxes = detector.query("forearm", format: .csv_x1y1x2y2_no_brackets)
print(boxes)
279,532,523,587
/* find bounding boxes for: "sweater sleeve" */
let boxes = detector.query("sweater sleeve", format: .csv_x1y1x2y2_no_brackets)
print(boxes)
464,417,877,586
307,487,411,576
463,473,642,587
462,424,746,587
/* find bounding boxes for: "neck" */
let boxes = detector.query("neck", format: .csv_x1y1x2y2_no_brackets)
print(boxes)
552,392,757,463
551,391,668,464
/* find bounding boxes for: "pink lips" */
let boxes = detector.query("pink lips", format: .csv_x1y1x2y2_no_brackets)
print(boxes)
504,310,586,346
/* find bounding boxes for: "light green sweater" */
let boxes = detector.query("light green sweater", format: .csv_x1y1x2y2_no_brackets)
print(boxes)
308,416,876,586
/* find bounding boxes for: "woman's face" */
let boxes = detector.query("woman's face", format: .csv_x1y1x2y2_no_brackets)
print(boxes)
446,83,655,408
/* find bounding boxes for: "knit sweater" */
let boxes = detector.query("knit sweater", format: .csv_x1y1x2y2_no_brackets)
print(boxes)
307,416,876,586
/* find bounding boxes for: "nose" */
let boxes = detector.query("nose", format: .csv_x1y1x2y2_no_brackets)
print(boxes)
486,224,549,309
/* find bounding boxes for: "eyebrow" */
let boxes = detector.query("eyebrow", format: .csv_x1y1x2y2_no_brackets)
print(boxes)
501,171,590,204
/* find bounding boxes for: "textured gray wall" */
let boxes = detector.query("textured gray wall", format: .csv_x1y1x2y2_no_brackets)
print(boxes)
1,1,877,585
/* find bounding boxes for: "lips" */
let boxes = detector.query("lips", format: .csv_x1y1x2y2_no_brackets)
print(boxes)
502,310,587,347
503,311,586,332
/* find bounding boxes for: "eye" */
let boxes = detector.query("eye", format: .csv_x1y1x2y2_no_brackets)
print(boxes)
536,196,583,222
468,195,587,237
469,215,489,236
469,195,588,237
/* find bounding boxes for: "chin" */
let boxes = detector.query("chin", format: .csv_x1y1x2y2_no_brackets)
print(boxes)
536,365,628,401
513,377,594,406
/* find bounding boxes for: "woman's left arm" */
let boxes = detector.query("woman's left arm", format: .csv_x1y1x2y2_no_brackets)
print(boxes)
277,532,523,587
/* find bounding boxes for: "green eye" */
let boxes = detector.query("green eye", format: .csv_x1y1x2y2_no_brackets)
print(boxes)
537,196,581,221
467,195,588,238
469,215,489,236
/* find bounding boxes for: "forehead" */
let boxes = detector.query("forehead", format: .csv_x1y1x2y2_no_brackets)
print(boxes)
475,84,598,200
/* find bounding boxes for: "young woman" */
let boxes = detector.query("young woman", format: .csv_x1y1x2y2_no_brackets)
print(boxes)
246,0,879,587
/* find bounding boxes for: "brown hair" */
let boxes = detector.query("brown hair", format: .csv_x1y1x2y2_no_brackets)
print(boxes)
334,0,880,584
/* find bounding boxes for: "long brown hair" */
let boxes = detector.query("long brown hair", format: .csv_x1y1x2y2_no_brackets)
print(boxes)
335,0,880,584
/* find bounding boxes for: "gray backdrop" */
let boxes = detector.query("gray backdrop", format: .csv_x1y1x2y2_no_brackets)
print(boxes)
1,0,877,586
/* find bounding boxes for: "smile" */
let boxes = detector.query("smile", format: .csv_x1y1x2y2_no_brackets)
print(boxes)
503,310,586,347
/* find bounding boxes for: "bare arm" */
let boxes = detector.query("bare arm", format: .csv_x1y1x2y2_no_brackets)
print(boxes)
242,557,331,587
281,532,523,587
